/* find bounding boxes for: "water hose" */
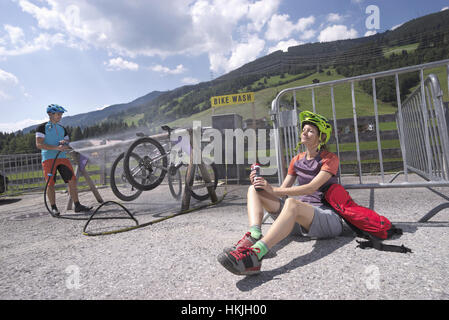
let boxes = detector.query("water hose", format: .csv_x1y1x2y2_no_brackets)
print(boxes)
44,149,227,236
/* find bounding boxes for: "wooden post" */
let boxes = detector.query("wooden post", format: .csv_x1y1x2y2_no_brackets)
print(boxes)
181,129,194,211
67,151,103,210
181,127,219,211
198,163,218,203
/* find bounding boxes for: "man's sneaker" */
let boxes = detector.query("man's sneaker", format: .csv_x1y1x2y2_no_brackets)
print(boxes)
223,232,260,253
217,246,262,276
51,207,60,217
74,204,92,213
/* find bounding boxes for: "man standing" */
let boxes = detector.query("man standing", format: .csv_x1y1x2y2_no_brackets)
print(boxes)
35,104,91,216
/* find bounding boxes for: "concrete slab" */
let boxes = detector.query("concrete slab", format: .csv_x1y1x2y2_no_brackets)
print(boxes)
0,174,448,300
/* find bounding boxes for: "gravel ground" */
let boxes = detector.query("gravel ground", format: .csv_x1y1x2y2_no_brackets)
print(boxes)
1,174,449,301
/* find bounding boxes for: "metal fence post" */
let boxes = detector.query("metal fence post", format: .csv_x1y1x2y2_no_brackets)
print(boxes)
372,78,384,182
395,73,408,181
330,86,342,185
351,81,362,183
420,69,434,178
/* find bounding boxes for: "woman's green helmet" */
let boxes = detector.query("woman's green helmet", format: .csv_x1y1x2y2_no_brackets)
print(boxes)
299,110,332,149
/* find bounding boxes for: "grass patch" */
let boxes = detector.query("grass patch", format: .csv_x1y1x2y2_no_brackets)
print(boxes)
166,67,398,129
124,113,144,126
383,43,419,58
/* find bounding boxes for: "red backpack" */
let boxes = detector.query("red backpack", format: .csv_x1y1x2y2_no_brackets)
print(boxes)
324,184,411,253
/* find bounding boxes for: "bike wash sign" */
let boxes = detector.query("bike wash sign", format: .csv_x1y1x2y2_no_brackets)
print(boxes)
210,92,257,128
210,92,255,107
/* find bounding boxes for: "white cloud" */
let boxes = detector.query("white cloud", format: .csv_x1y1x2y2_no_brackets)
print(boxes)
247,0,281,32
391,23,403,31
16,0,194,58
9,1,321,77
301,29,316,41
327,13,343,23
0,68,18,101
12,0,280,74
0,118,47,133
0,68,31,103
210,34,265,73
267,39,303,54
318,25,358,42
104,57,139,71
265,14,315,41
0,29,66,56
364,30,377,37
150,64,187,75
4,25,25,45
441,6,449,11
0,68,19,85
182,77,199,85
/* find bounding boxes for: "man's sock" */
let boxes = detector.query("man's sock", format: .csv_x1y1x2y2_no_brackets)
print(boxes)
251,240,269,260
249,225,262,240
74,201,81,208
51,204,58,210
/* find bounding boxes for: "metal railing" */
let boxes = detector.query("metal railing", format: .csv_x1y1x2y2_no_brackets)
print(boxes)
270,59,449,221
0,153,46,196
0,128,189,197
0,144,131,198
398,73,449,182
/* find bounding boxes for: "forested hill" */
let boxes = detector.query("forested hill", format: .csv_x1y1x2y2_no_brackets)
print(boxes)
2,9,449,154
21,90,163,134
117,8,449,129
220,9,449,79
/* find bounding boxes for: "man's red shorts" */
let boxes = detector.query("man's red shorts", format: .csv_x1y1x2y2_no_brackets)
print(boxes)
42,158,76,186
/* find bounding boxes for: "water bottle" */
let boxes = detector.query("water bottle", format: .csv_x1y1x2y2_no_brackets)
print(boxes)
251,163,262,191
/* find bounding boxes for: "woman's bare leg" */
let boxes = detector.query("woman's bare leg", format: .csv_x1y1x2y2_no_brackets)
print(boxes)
261,198,315,249
247,185,281,226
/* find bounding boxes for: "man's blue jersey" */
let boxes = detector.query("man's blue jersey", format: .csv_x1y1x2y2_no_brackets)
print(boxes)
35,122,70,162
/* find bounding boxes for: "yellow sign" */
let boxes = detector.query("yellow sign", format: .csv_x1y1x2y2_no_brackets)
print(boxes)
210,92,255,107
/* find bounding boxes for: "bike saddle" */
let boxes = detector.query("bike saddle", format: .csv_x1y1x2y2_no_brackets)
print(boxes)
161,125,174,133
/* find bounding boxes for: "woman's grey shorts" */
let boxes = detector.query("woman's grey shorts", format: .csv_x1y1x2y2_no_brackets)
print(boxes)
268,197,343,239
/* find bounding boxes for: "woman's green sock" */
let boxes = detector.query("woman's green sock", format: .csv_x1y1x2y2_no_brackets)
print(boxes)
251,240,269,260
249,225,262,240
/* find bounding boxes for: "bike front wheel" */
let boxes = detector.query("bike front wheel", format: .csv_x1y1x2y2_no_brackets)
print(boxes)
110,152,143,201
123,137,168,191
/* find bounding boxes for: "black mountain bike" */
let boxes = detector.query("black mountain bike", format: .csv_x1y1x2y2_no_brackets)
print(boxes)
122,126,218,201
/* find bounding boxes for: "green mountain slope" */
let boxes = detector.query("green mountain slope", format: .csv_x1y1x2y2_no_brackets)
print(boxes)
22,10,449,135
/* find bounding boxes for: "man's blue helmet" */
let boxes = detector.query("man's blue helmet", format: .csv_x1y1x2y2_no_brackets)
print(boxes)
47,104,67,114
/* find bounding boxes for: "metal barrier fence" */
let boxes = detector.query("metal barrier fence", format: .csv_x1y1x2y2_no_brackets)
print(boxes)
0,148,125,198
0,153,45,196
398,73,449,182
0,129,187,198
270,58,449,222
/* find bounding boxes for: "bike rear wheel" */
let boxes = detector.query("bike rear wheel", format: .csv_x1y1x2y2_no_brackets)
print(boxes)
186,163,218,201
110,152,143,201
123,137,168,191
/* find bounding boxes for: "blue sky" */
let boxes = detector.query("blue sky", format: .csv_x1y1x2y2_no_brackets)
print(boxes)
0,0,448,133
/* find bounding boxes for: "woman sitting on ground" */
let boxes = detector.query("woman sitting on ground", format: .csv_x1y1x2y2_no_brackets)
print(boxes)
217,110,344,276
